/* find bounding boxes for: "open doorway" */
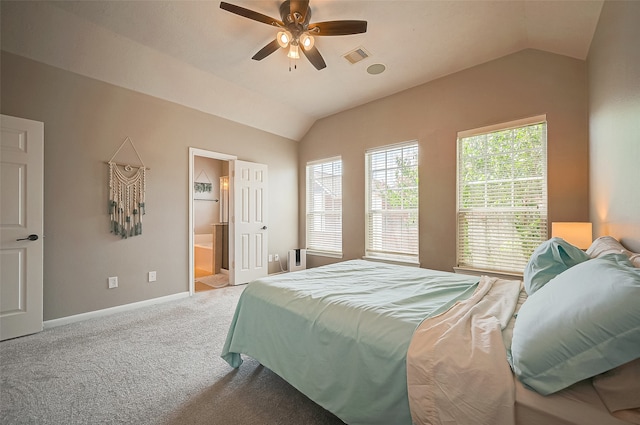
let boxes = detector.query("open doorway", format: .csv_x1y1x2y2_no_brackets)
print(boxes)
188,148,237,295
193,156,228,292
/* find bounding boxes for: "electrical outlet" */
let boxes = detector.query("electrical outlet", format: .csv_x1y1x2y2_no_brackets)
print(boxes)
148,271,157,282
268,254,273,262
108,276,118,289
274,254,279,262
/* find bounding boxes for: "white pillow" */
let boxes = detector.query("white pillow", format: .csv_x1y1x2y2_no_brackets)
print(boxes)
587,236,640,268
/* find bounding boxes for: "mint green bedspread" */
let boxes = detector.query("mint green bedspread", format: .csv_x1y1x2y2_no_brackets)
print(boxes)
221,260,478,425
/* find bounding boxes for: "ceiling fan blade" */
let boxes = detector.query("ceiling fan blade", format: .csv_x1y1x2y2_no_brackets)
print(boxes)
301,46,327,70
220,2,283,27
252,39,281,61
308,20,368,36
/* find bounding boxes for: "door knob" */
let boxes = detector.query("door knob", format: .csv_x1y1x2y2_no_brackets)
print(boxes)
16,234,39,241
261,226,267,230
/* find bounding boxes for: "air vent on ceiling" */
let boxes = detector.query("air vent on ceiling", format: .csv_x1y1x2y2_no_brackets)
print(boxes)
343,47,370,64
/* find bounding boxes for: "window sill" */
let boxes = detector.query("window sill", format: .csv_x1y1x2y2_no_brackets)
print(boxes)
363,256,420,268
307,250,343,259
453,267,523,280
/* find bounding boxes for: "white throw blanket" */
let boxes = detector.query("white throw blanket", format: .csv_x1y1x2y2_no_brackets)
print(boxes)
407,276,522,425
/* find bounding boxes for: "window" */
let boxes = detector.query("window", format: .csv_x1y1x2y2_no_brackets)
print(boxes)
365,142,419,263
457,115,547,274
306,157,342,257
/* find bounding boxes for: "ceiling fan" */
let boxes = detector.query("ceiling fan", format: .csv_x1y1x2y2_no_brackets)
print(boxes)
220,0,367,70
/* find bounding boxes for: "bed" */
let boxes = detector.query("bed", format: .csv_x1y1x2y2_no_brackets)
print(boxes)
221,236,640,425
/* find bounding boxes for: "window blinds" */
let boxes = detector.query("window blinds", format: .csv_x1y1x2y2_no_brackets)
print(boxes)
306,158,342,256
457,118,547,274
365,142,419,262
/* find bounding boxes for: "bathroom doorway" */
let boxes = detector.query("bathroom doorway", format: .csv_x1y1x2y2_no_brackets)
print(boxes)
188,148,236,294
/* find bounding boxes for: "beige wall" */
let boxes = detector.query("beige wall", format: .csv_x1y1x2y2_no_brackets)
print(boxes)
2,3,635,321
300,49,589,272
588,1,640,252
1,52,299,320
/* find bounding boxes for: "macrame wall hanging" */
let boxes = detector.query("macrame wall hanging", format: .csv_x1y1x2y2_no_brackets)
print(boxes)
107,137,149,239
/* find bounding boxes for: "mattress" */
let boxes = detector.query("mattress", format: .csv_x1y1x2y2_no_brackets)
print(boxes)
515,377,631,425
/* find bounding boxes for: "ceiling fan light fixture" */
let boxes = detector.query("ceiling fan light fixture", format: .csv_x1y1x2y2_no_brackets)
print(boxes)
220,1,368,71
300,33,314,50
287,43,300,59
277,30,292,48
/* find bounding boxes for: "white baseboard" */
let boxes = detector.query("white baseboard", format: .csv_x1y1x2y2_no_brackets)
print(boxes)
43,291,190,329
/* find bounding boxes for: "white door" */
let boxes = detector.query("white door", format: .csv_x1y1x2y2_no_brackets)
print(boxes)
230,160,268,285
1,115,44,341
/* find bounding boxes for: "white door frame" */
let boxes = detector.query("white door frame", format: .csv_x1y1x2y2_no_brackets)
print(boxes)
188,148,236,296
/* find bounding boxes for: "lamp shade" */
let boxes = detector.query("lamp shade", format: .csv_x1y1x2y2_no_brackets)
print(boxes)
300,33,314,50
277,31,291,48
287,43,300,59
551,222,593,249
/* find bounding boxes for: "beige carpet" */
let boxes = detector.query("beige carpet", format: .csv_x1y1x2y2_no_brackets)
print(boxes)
0,285,345,425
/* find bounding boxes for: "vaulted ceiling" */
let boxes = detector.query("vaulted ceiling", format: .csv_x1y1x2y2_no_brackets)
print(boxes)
1,1,604,141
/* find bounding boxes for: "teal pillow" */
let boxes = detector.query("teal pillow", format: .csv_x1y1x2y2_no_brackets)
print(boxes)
523,237,590,295
511,254,640,395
